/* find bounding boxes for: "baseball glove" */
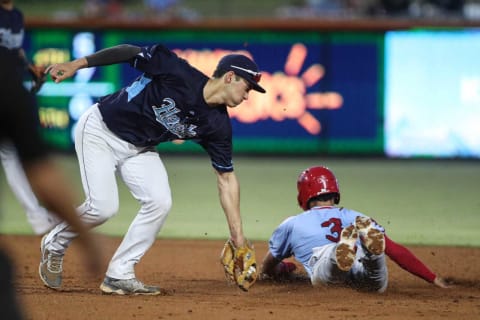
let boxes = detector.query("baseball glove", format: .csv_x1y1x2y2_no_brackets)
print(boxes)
27,64,47,94
220,239,257,291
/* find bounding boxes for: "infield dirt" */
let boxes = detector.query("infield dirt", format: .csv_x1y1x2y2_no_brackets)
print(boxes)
2,234,479,320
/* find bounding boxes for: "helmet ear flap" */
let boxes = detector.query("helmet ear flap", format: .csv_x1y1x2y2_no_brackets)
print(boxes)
334,194,340,205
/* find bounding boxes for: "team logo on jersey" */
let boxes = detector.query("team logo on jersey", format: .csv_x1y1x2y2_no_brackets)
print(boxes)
152,98,197,138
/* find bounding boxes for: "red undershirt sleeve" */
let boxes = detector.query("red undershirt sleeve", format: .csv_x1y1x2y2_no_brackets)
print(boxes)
384,235,436,283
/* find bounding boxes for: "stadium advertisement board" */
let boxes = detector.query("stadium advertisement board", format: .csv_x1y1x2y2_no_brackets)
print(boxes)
25,29,383,155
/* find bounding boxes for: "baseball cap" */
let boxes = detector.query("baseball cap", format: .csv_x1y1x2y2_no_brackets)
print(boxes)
215,54,266,93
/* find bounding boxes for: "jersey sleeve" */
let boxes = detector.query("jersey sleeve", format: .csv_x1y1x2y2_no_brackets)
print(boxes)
384,235,436,283
195,109,234,172
196,138,233,172
269,217,295,260
130,44,187,76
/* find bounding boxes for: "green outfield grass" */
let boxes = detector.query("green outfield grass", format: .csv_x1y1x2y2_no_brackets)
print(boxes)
1,154,479,246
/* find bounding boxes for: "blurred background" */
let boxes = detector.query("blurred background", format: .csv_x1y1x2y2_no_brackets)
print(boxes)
1,0,479,245
16,0,480,20
17,0,480,158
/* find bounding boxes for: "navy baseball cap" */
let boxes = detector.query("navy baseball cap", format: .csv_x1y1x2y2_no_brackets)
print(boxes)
215,54,266,93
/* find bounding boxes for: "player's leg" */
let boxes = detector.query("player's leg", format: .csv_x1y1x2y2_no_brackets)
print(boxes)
44,104,120,253
310,243,341,286
310,225,358,286
348,246,388,292
0,143,60,235
40,104,120,289
347,216,388,292
100,149,171,295
0,250,24,320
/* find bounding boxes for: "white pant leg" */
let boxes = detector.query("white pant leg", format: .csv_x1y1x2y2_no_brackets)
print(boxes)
310,244,350,286
46,104,120,254
0,142,59,235
106,150,172,279
348,246,389,293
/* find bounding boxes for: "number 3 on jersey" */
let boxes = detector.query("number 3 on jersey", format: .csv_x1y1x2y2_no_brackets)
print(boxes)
321,218,343,242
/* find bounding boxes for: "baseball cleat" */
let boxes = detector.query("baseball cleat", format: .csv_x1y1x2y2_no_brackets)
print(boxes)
355,216,385,255
335,224,358,272
100,277,163,296
39,234,64,289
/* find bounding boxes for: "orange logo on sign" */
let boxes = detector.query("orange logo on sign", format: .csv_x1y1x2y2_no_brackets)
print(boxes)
175,43,343,135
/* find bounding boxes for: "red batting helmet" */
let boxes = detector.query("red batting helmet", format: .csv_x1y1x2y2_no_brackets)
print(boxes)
297,166,340,210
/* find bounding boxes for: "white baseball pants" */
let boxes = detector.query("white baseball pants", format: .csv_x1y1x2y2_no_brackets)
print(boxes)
309,243,389,292
44,104,172,279
0,142,60,235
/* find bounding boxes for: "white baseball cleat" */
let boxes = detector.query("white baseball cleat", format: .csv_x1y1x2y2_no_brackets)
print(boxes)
335,224,358,272
39,234,64,289
100,277,163,296
355,216,385,255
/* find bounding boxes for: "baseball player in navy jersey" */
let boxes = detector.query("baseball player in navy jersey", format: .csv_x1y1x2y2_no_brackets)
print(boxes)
40,43,266,295
260,166,450,292
0,0,60,235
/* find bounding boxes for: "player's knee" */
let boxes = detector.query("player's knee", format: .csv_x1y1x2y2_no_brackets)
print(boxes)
80,199,119,222
142,194,172,217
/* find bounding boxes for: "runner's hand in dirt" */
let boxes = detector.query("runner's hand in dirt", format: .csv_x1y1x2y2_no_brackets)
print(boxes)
433,276,452,288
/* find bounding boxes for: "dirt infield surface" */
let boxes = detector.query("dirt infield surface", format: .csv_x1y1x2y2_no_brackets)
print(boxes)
2,234,479,320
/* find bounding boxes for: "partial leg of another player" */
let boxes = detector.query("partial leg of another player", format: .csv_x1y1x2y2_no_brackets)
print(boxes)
0,143,60,235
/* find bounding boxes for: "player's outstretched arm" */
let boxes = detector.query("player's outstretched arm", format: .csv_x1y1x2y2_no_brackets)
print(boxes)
46,58,87,83
46,44,141,83
385,235,451,288
216,170,261,290
215,170,245,247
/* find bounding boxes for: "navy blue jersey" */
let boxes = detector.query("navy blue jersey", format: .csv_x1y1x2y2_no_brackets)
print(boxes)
98,45,233,172
0,47,46,164
0,6,23,51
0,5,24,68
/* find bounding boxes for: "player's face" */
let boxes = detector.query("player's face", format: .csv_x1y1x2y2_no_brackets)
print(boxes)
225,73,252,108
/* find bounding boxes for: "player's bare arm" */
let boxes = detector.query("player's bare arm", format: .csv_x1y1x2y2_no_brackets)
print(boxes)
260,251,281,277
46,58,87,83
260,251,298,281
46,44,141,83
214,170,246,247
25,160,104,274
